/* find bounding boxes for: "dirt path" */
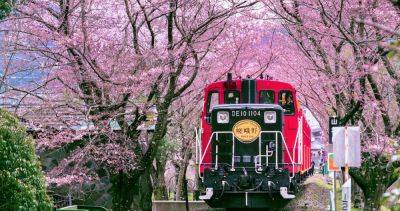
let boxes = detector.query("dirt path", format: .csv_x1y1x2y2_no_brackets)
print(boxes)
284,174,331,210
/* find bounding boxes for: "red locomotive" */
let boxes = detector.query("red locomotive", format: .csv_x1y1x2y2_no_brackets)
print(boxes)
197,74,312,209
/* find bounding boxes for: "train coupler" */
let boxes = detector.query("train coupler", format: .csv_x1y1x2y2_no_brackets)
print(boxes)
280,187,295,199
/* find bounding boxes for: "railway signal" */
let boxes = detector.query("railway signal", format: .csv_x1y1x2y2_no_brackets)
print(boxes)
328,117,340,144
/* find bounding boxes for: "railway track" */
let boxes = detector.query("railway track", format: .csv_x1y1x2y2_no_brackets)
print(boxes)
152,175,331,211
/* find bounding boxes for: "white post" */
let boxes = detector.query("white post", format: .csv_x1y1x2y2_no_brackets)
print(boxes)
344,126,349,181
215,145,218,170
342,179,352,211
195,127,199,165
231,133,235,171
275,132,278,169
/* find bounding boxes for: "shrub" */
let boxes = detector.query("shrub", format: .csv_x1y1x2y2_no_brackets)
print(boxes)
0,109,52,210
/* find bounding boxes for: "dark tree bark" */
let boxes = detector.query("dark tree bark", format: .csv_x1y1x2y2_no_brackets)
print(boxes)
175,145,192,200
153,157,169,200
139,168,153,211
110,171,139,211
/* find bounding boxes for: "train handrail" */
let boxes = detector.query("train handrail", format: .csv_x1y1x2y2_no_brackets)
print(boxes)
198,127,304,180
291,116,303,171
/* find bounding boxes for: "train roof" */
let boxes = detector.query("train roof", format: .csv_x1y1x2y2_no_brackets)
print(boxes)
205,79,296,91
213,104,283,110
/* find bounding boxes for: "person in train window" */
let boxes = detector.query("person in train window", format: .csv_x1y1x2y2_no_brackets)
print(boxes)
286,95,294,113
279,91,294,114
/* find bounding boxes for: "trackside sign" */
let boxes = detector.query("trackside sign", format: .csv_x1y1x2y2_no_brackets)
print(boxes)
328,153,340,172
332,126,361,167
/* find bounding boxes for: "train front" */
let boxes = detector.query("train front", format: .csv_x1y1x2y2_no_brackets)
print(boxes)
199,78,295,209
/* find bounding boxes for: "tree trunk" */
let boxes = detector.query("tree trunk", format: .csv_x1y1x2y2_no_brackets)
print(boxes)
175,165,185,200
153,159,168,200
363,192,382,211
110,171,139,211
175,145,192,200
110,169,154,211
173,163,181,200
350,172,385,211
139,168,153,211
352,179,363,209
349,153,400,211
193,163,200,201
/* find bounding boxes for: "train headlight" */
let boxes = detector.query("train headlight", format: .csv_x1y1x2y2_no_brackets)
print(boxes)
217,111,229,124
264,111,276,124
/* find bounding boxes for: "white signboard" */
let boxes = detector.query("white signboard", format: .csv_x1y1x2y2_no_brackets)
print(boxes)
332,127,361,167
342,179,352,211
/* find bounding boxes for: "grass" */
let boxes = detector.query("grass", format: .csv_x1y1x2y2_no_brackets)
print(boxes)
305,176,332,190
163,192,194,201
332,178,342,210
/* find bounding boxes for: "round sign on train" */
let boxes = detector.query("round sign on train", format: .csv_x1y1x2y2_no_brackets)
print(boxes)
232,119,261,143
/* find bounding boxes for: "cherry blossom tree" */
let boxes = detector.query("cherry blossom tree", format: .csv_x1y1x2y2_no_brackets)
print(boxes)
261,0,400,209
2,0,398,210
144,9,284,200
0,0,257,209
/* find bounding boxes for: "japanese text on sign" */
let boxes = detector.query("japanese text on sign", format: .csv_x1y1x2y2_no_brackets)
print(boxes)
232,120,261,143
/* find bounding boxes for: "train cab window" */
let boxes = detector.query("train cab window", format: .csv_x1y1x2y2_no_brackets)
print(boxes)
259,90,274,104
279,90,295,115
225,90,240,104
207,91,219,113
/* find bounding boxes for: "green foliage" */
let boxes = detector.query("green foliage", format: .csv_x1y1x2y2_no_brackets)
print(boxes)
0,109,52,210
382,150,400,210
350,152,400,210
391,0,400,8
0,0,11,20
387,40,400,59
155,137,178,163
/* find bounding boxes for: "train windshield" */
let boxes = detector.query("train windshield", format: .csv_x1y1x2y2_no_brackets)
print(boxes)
279,90,295,115
207,91,219,113
225,90,240,104
259,90,274,104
